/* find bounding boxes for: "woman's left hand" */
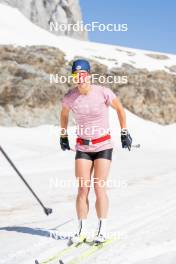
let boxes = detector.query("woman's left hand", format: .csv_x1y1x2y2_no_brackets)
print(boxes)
121,129,132,151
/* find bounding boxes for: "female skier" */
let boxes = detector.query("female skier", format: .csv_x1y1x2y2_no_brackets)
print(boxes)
60,59,132,243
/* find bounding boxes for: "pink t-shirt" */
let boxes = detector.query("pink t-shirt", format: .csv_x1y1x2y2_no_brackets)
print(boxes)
61,85,116,152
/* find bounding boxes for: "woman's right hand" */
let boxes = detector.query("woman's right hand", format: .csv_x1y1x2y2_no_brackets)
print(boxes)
60,136,70,151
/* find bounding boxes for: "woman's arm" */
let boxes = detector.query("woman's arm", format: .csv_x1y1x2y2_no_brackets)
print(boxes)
60,106,70,137
110,97,127,129
60,106,71,151
110,97,132,151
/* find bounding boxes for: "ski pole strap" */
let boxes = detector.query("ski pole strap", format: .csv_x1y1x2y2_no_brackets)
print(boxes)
76,134,111,146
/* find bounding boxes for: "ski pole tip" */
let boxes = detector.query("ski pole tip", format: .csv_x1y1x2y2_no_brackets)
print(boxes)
44,207,53,215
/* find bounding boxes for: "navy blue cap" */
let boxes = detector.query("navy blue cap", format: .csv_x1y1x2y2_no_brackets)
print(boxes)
72,59,90,73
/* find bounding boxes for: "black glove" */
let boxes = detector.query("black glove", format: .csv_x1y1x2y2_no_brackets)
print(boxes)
60,136,70,151
121,129,132,151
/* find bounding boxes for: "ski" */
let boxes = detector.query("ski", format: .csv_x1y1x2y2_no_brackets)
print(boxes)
34,241,85,264
59,237,117,264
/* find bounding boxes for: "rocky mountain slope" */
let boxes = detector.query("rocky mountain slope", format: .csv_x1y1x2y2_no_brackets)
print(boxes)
0,45,176,127
0,0,87,39
0,3,176,127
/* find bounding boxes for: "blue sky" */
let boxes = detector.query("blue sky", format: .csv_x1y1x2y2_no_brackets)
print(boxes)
80,0,176,54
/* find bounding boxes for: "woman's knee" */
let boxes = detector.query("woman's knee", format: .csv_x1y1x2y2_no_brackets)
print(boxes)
94,183,106,198
77,186,90,199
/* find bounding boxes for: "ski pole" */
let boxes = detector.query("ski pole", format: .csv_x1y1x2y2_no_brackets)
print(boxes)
0,145,53,216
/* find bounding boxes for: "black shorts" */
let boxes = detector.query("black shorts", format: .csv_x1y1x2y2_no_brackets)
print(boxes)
75,148,113,161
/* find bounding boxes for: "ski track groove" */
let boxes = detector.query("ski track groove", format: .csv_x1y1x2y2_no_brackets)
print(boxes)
35,194,176,264
82,193,176,264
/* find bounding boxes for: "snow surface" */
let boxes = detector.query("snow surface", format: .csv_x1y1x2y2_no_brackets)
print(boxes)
1,3,176,264
0,4,176,71
0,109,176,264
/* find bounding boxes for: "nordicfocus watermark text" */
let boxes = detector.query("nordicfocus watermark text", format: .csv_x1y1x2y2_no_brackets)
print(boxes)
49,176,127,190
60,126,110,137
50,21,128,33
50,74,128,85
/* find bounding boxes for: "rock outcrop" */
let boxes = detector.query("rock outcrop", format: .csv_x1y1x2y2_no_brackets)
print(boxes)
0,45,176,126
0,0,87,40
0,45,70,126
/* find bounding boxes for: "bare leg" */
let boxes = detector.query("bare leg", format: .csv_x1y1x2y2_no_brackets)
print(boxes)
94,159,111,218
75,159,93,219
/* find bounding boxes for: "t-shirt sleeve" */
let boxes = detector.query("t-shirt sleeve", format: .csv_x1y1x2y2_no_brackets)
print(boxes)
61,91,73,109
103,87,116,106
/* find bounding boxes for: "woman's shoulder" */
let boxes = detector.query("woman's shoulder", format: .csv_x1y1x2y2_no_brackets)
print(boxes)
92,84,110,94
92,84,116,105
64,87,78,98
61,87,79,109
